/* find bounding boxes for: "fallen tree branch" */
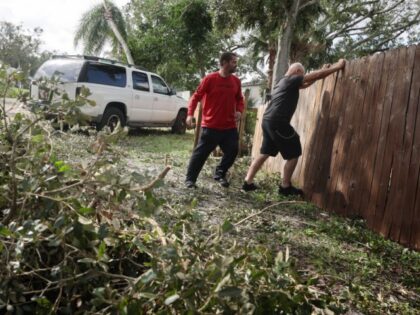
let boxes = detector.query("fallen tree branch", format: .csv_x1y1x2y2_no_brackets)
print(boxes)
205,200,307,246
234,200,306,227
139,166,171,191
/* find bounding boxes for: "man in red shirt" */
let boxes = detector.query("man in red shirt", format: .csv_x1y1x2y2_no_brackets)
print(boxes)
185,52,244,188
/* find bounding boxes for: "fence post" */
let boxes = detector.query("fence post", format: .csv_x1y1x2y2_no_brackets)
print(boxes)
238,89,250,156
193,102,202,149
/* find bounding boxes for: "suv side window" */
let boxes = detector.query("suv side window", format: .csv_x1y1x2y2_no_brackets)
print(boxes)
151,75,169,95
132,71,150,92
82,63,127,87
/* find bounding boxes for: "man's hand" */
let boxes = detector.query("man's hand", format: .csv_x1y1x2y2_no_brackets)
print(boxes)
235,111,242,123
322,63,331,69
186,115,194,128
336,59,346,69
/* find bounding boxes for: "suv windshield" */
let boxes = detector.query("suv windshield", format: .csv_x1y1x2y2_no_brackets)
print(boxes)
34,59,84,82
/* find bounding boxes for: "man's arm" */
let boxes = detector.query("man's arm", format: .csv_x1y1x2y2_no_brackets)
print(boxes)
302,59,346,87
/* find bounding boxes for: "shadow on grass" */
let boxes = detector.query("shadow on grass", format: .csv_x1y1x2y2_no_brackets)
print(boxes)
128,127,174,137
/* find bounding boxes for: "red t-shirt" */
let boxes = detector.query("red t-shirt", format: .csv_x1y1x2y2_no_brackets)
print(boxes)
187,72,244,130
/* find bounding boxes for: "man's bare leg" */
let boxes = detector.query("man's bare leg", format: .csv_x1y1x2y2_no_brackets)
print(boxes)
244,154,269,184
281,158,298,187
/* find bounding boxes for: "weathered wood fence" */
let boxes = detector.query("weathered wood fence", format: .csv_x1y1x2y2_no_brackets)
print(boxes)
252,45,420,250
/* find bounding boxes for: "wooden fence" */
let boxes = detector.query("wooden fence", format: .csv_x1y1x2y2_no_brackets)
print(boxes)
252,45,420,250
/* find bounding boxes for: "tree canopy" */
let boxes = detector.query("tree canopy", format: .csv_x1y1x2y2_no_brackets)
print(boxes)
126,0,226,90
211,0,419,88
70,0,420,90
0,22,51,77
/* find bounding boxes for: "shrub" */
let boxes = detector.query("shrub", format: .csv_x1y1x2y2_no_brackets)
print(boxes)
0,65,344,314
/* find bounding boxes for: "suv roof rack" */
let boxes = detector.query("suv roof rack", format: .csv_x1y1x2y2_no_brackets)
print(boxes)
52,55,148,71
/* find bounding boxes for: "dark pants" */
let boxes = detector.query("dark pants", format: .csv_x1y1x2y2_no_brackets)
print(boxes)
186,127,239,183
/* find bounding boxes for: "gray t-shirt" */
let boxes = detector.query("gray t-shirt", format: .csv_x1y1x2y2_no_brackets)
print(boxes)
263,75,304,122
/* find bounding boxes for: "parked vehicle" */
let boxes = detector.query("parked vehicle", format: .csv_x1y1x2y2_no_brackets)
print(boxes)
30,55,188,133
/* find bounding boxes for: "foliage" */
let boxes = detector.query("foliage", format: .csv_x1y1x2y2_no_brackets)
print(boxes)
0,65,349,314
74,0,132,63
126,0,226,90
121,130,420,315
2,62,419,312
212,0,420,86
317,0,420,60
0,22,52,79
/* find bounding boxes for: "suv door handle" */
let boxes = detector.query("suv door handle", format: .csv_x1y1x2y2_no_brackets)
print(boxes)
154,97,158,101
135,95,140,100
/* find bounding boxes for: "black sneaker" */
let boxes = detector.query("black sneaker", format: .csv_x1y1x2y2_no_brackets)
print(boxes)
215,176,229,188
242,182,258,192
279,185,304,197
185,180,197,189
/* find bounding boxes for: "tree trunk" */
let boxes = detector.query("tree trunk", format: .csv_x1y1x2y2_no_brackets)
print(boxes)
102,0,134,65
266,43,277,91
271,0,301,90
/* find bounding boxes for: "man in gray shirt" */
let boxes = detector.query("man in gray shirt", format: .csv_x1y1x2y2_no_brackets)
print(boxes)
243,59,346,196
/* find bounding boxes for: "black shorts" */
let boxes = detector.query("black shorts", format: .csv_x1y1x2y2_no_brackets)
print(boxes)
260,119,302,160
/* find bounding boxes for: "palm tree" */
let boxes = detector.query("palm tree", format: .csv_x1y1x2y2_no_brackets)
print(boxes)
74,0,134,64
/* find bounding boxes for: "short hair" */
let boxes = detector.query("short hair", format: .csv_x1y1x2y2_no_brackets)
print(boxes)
288,62,305,73
220,52,237,65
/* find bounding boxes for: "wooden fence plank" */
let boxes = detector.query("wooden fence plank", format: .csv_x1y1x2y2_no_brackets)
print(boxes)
352,53,386,218
304,74,339,206
362,52,393,224
339,56,372,217
384,46,417,241
374,47,410,235
298,80,327,189
366,48,400,230
325,60,361,214
399,45,420,246
252,106,265,160
293,83,316,181
410,184,420,250
344,54,379,217
322,62,356,212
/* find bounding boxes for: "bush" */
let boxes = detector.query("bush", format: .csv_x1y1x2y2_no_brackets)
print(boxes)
0,65,344,314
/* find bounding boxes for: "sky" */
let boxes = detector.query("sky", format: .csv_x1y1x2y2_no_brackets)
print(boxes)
0,0,130,55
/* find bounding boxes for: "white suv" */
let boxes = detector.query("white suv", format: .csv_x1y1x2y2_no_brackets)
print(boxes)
30,55,188,133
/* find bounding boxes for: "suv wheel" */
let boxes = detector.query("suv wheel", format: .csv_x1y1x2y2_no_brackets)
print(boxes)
100,107,126,131
171,110,187,134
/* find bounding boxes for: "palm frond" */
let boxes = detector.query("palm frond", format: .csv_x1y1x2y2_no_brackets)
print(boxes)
74,0,128,55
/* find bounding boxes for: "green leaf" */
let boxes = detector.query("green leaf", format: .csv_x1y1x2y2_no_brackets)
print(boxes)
137,269,156,284
0,226,12,237
31,134,44,143
35,297,52,309
164,294,180,305
190,198,198,208
78,207,94,215
54,160,64,168
97,241,106,260
58,165,71,173
221,220,234,233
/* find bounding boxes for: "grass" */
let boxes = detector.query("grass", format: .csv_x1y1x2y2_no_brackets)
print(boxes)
56,127,420,314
